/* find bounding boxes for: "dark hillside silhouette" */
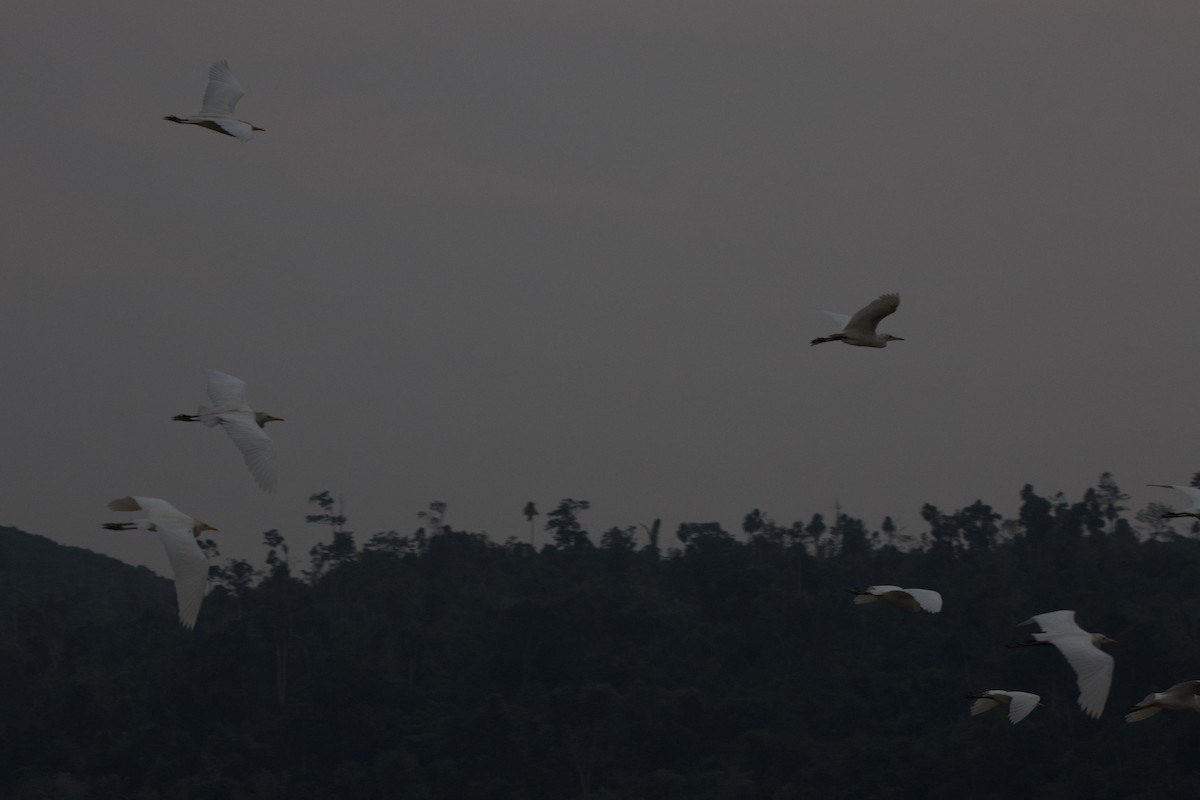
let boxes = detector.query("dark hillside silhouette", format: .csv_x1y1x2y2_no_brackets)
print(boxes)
5,477,1200,799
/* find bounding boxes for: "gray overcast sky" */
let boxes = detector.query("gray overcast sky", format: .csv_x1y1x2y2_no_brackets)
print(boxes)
4,1,1200,576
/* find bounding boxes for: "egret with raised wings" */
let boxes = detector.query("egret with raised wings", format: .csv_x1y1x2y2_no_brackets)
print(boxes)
1007,610,1115,719
165,60,264,141
1148,484,1200,519
811,293,903,348
965,690,1044,725
1126,680,1200,722
849,584,942,613
174,369,283,492
102,497,216,629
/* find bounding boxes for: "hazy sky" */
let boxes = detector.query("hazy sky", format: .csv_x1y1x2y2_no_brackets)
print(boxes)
5,1,1200,576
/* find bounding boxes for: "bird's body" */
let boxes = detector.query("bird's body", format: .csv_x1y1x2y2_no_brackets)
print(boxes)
850,584,942,613
966,690,1043,724
1148,484,1200,519
174,369,283,492
102,497,216,629
1007,609,1115,719
1126,680,1200,723
811,293,904,348
165,60,264,141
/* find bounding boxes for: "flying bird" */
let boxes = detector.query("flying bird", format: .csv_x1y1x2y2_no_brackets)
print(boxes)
174,369,283,492
965,690,1044,725
102,497,216,629
1147,484,1200,519
811,293,904,348
1006,610,1115,719
1126,680,1200,723
849,584,942,613
164,60,264,141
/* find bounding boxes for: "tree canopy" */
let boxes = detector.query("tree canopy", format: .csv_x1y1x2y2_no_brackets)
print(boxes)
5,475,1200,799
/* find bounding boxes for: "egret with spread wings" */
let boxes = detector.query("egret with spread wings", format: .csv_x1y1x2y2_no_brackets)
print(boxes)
965,690,1044,725
102,497,216,629
1148,484,1200,520
849,584,942,614
164,60,264,141
1126,680,1200,723
174,369,283,492
811,293,904,348
1007,610,1115,719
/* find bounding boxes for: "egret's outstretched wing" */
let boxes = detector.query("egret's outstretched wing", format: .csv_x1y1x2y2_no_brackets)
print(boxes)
844,293,899,334
153,517,210,629
1161,680,1200,700
968,696,1001,717
1003,691,1042,724
1148,484,1200,511
204,369,251,409
1052,635,1114,719
853,584,941,614
1127,680,1200,722
199,60,245,116
904,588,943,614
1027,609,1085,635
1125,701,1163,723
968,690,1041,724
219,414,279,492
822,310,851,330
104,496,211,628
1020,610,1113,718
852,584,903,604
110,496,187,519
108,496,144,513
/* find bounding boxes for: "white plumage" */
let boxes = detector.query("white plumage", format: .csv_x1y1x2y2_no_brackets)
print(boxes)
102,497,216,629
1147,484,1200,519
174,369,283,492
850,584,942,614
1126,680,1200,723
1009,610,1115,719
164,60,264,141
811,293,904,348
966,690,1043,725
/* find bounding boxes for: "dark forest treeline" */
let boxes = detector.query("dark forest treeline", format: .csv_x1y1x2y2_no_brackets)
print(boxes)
6,475,1200,799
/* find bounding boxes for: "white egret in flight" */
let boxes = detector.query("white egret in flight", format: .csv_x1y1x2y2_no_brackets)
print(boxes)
1147,484,1200,519
965,690,1044,725
165,60,264,141
1125,680,1200,723
1007,610,1115,719
102,497,216,629
174,369,283,492
849,584,942,613
811,293,904,348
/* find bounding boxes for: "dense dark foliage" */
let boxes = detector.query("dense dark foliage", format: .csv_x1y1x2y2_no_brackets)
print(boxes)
6,475,1200,799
